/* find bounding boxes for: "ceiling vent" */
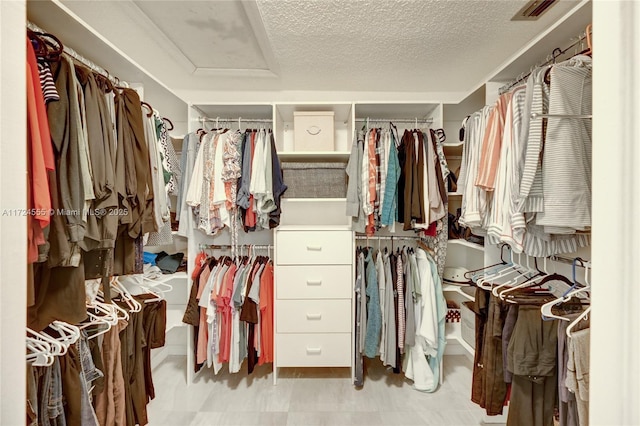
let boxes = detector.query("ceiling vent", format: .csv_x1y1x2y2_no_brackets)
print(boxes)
511,0,558,21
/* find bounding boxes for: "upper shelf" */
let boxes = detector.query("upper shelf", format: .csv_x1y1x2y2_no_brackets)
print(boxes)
354,103,441,120
192,104,273,121
448,239,485,251
275,103,352,124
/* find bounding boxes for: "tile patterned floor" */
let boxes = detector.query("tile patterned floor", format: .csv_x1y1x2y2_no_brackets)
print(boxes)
147,355,492,426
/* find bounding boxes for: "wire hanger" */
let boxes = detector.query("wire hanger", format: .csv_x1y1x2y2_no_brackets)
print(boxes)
566,305,590,337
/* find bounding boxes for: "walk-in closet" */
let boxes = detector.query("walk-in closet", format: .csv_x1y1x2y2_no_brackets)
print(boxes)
3,0,639,425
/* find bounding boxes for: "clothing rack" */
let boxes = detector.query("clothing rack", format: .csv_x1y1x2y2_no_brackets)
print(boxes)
27,21,126,87
549,255,591,268
198,243,273,251
198,117,273,123
530,112,592,120
355,235,421,241
355,118,433,126
499,26,592,94
498,243,590,268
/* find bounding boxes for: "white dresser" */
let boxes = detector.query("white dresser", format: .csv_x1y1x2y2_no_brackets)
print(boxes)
273,225,354,383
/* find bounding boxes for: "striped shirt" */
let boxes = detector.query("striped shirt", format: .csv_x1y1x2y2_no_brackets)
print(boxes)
536,56,592,233
396,254,405,353
37,60,59,103
517,67,549,213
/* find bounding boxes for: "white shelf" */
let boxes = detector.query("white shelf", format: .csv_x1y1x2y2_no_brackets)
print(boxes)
442,284,475,301
445,323,474,355
278,151,350,161
448,239,485,251
447,192,462,197
442,141,463,148
166,308,187,333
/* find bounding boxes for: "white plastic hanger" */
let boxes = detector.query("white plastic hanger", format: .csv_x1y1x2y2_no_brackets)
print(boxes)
491,253,534,297
26,328,66,356
499,257,548,300
26,335,54,366
110,277,142,313
566,306,590,337
540,260,591,321
49,321,81,347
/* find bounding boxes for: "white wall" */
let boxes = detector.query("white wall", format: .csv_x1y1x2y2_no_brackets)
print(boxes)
0,0,27,423
591,1,640,424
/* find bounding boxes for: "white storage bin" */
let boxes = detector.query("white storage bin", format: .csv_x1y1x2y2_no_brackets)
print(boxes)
461,301,476,350
294,111,335,151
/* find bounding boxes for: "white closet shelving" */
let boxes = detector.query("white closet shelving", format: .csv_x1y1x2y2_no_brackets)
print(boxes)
274,102,353,158
183,103,276,383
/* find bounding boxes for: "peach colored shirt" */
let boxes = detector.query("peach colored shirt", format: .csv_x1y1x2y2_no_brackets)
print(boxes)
475,92,513,191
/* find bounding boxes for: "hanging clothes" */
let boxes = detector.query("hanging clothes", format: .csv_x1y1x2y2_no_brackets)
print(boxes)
353,244,446,392
182,252,275,375
179,128,285,238
457,56,592,257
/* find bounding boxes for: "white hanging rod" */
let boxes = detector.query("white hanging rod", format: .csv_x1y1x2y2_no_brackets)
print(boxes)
355,235,421,240
199,243,273,250
499,27,592,94
27,21,127,87
355,118,433,124
531,113,592,119
199,117,272,123
548,255,591,267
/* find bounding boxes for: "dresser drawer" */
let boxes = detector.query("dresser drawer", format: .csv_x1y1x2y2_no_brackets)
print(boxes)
276,230,352,265
276,299,351,333
277,265,351,299
276,333,351,367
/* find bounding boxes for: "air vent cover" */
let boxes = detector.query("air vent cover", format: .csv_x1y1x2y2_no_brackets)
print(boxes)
512,0,558,21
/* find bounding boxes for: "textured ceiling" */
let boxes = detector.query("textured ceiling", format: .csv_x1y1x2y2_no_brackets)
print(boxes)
133,1,268,70
255,0,579,92
28,0,588,102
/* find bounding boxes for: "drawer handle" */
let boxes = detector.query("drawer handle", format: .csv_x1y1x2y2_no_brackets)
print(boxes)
306,280,322,286
306,313,322,320
306,126,321,136
306,347,322,354
306,246,322,251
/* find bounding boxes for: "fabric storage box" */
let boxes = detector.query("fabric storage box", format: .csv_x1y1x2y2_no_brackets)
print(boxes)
294,111,335,151
282,162,347,198
461,301,476,350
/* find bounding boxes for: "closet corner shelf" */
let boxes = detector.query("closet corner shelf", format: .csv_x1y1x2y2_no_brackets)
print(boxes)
447,239,485,251
166,309,187,333
447,192,462,197
278,151,350,161
447,331,475,355
442,284,475,301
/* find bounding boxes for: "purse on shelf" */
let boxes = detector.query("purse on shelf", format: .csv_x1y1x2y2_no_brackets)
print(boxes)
448,208,485,246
